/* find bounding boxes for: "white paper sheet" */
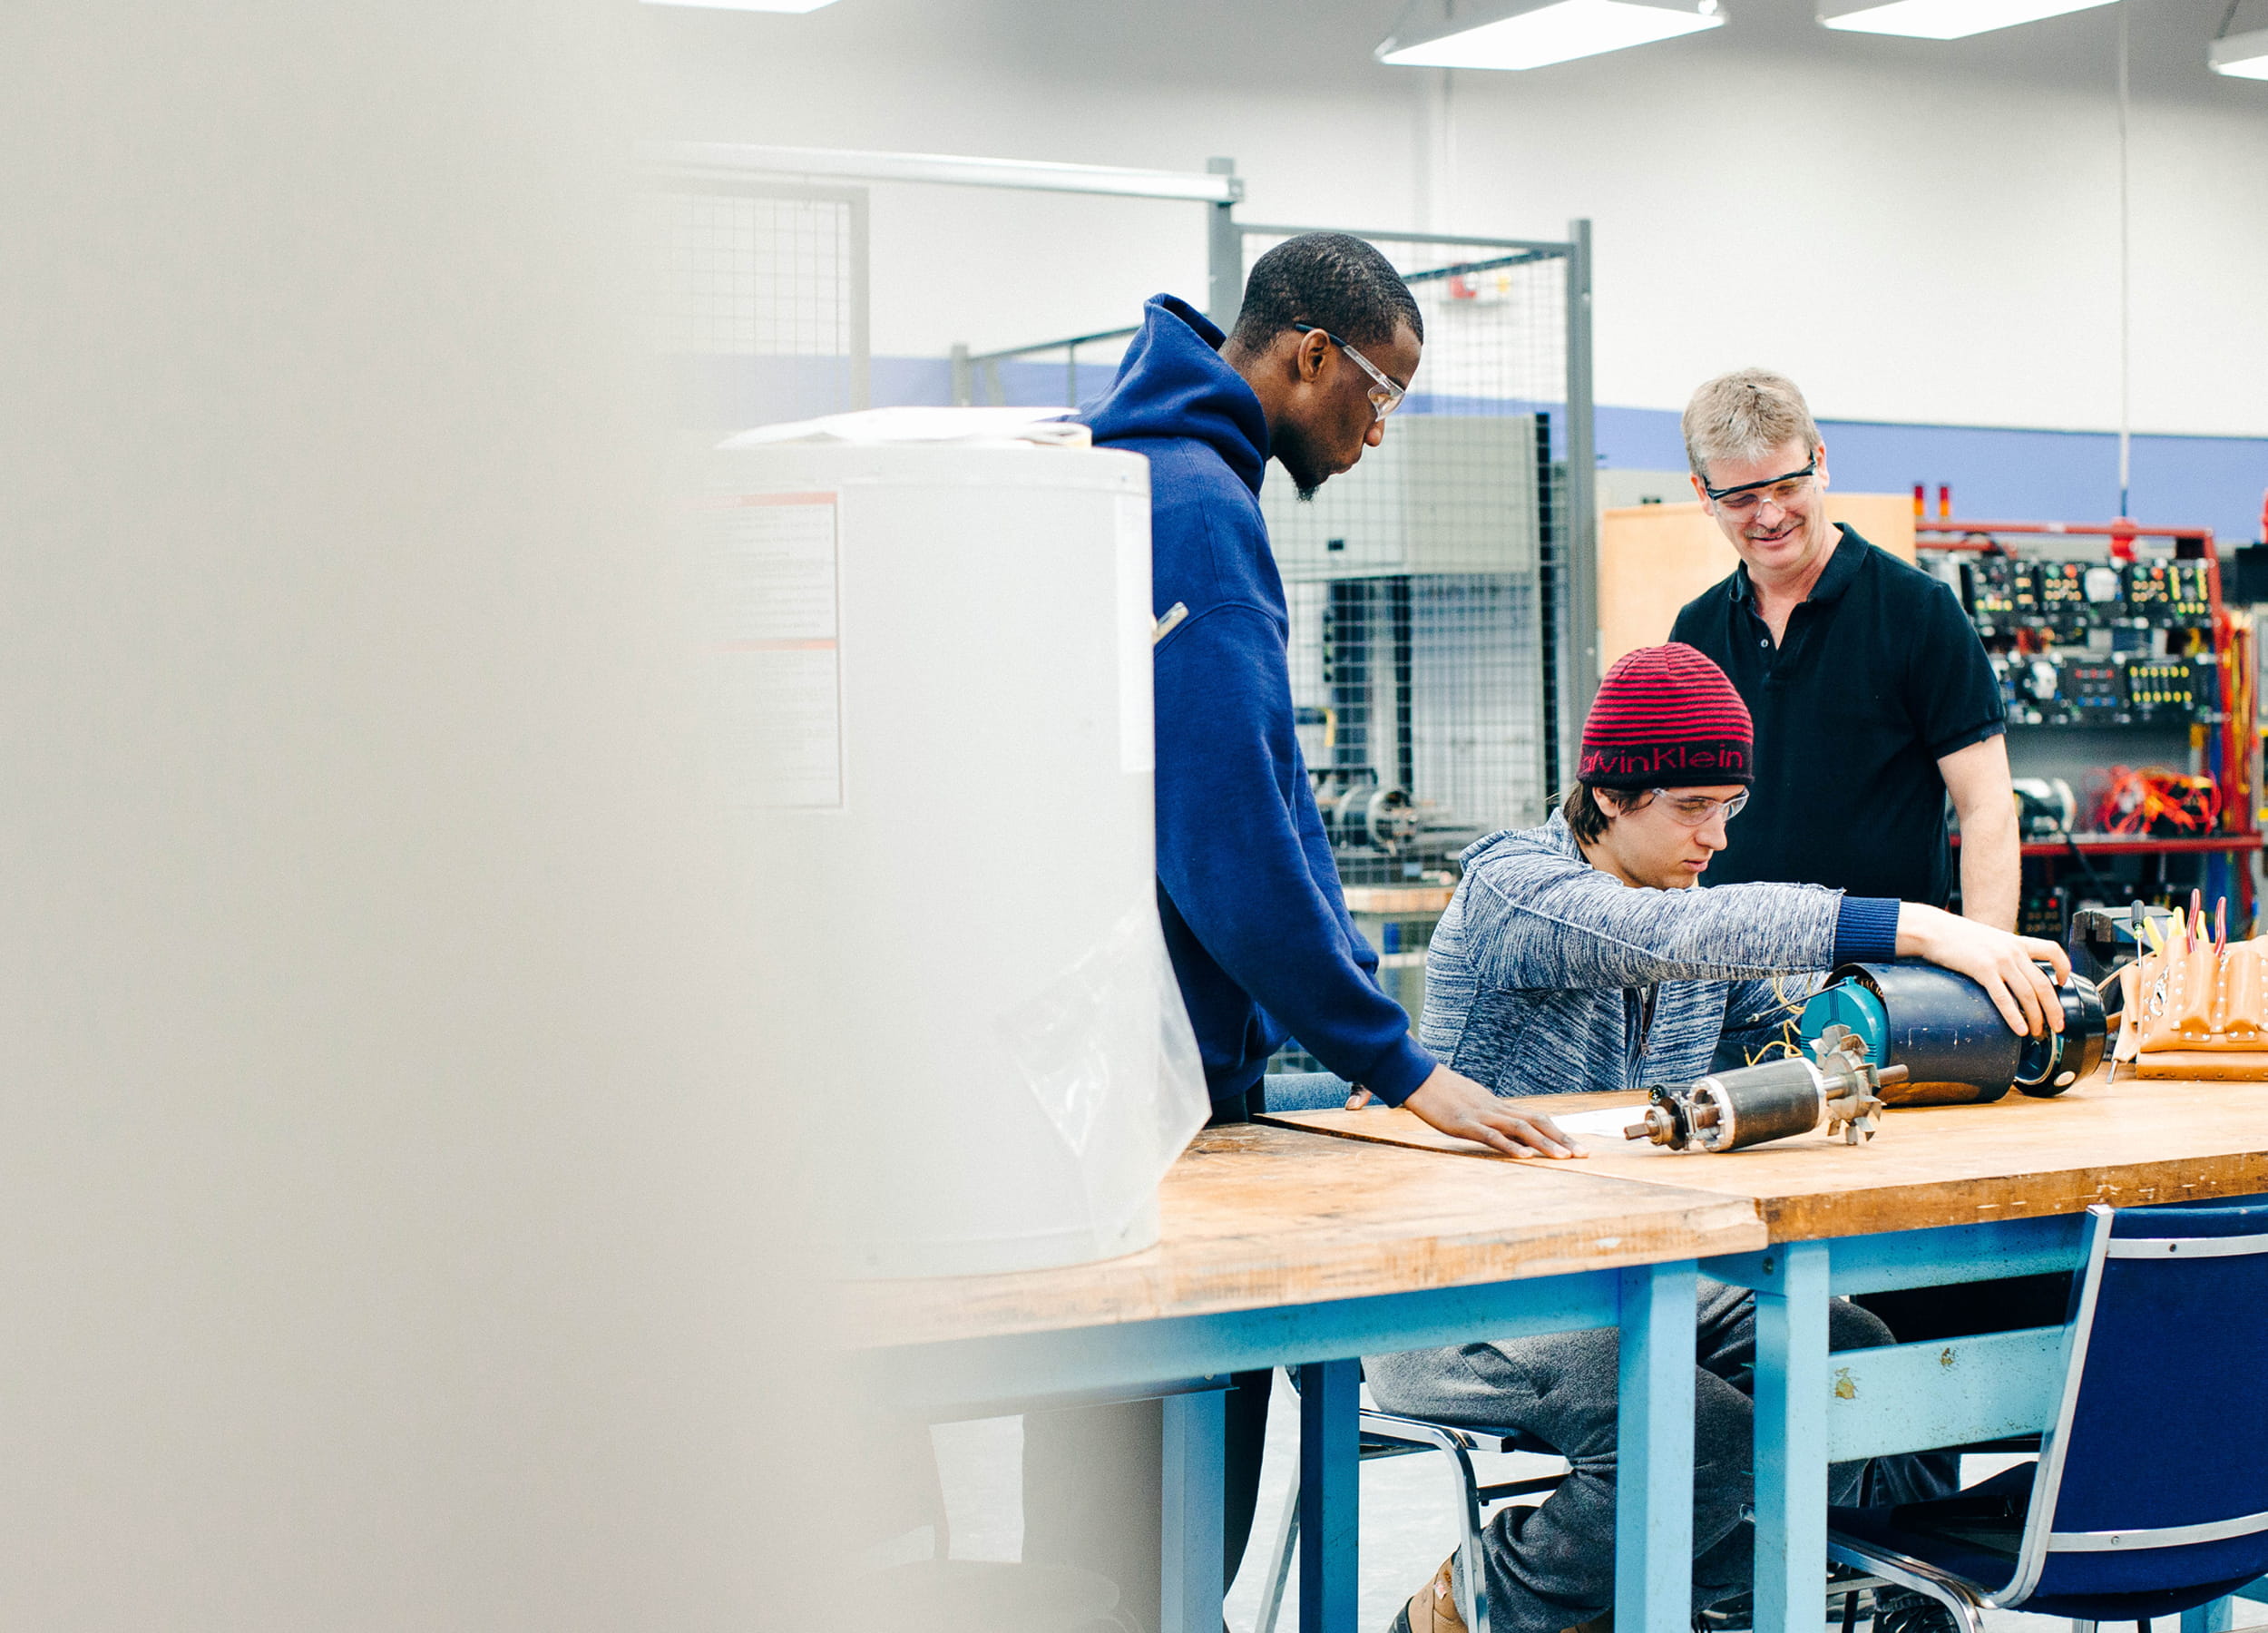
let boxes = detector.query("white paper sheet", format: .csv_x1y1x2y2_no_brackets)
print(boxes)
718,405,1089,448
1543,1105,1652,1141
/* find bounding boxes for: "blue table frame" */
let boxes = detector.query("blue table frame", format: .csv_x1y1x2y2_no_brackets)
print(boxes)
1711,1210,2267,1633
879,1256,1706,1633
1266,1081,2268,1633
1709,1214,2087,1633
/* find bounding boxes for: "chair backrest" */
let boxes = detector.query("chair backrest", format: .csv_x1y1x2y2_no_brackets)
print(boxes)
2009,1195,2268,1604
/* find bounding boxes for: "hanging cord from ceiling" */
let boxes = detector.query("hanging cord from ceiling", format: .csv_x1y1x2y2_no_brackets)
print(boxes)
2116,2,2131,520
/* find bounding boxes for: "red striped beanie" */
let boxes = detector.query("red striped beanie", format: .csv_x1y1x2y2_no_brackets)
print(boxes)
1579,642,1754,790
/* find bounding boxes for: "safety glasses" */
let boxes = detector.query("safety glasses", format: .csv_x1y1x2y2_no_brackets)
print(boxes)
1701,457,1818,519
1647,787,1749,826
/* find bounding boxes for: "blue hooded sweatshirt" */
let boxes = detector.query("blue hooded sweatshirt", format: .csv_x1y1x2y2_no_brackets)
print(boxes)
1085,295,1436,1110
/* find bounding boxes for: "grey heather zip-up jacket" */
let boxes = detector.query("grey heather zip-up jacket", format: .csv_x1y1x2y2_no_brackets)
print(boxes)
1421,812,1902,1097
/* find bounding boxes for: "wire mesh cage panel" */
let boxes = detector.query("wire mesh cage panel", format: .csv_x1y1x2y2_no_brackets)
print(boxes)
1252,230,1568,887
651,181,869,428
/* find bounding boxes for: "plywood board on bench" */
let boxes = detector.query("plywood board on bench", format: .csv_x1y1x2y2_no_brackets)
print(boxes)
845,1121,1765,1349
1264,1071,2268,1242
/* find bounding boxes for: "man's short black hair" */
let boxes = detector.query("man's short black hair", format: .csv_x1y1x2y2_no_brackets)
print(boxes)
1228,232,1423,355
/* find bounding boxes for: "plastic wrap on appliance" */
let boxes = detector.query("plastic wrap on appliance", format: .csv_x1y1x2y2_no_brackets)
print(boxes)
996,903,1210,1246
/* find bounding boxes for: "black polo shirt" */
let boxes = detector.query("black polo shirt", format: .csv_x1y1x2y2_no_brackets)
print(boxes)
1668,524,2003,907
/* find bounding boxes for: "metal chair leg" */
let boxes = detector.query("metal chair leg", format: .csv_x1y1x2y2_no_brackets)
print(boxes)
1441,1437,1491,1633
1358,1412,1509,1633
1254,1463,1299,1633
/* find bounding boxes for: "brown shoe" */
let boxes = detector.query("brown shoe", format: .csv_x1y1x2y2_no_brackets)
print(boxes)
1389,1555,1465,1633
1562,1615,1614,1633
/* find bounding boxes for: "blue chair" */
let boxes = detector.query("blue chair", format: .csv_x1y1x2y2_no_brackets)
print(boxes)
1827,1196,2268,1633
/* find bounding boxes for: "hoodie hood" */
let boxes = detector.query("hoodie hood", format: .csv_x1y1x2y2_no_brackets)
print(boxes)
1456,811,1581,872
1083,295,1270,496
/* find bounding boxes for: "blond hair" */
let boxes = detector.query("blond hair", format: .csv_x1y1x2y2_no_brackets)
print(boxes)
1681,368,1822,483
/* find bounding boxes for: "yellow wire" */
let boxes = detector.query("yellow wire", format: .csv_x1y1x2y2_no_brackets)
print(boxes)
1740,973,1818,1064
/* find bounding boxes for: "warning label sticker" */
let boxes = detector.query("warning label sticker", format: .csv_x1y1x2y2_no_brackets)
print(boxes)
714,492,843,809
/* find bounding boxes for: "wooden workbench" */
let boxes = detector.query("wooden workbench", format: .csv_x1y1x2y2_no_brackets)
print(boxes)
846,1120,1765,1349
1261,1071,2268,1239
1267,1066,2268,1633
852,1122,1764,1633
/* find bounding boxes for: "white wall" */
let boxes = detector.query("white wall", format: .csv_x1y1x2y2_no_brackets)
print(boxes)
641,0,2268,439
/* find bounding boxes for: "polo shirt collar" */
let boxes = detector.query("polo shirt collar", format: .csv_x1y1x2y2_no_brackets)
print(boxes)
1733,523,1866,611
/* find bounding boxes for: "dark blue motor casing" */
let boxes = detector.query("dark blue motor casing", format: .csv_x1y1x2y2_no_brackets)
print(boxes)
1799,961,2106,1105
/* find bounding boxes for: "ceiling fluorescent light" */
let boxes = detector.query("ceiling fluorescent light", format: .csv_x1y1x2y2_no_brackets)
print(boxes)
2211,25,2268,79
1377,0,1723,72
1818,0,2117,40
641,0,840,12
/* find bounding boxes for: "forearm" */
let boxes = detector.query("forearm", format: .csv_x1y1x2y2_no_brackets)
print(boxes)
1956,795,2020,930
1938,734,2019,929
1472,872,1894,991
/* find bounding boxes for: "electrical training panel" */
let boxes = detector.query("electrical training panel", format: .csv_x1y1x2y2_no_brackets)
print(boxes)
1960,557,2213,636
1934,552,2222,729
1990,650,2216,728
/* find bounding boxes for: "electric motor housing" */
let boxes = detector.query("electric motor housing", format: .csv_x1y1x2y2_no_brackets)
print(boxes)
1798,961,2107,1104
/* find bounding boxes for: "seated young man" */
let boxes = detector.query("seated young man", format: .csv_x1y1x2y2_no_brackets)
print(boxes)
1372,643,2068,1633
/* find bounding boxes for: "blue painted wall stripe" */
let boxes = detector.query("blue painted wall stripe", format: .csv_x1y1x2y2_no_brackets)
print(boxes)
687,356,2268,549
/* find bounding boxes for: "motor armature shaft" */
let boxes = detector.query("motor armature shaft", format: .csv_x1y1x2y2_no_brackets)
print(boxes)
1626,1026,1905,1153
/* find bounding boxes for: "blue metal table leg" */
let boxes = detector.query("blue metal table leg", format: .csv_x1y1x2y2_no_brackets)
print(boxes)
1299,1359,1361,1633
1618,1261,1698,1633
1163,1385,1227,1633
2181,1598,2235,1633
1754,1241,1830,1633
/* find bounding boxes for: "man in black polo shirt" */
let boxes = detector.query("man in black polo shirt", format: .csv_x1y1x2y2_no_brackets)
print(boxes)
1670,368,2048,1387
1668,367,2019,925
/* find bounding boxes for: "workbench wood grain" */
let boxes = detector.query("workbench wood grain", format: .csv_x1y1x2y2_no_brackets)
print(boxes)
1340,885,1454,915
844,1122,1765,1349
1264,1071,2268,1241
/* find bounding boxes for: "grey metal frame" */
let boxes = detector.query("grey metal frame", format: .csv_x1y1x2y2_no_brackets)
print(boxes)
956,217,1600,788
653,142,1604,777
643,172,873,411
1214,219,1596,782
953,324,1139,411
641,141,1243,205
1230,219,1594,784
640,142,1246,422
632,142,1603,738
1563,218,1597,763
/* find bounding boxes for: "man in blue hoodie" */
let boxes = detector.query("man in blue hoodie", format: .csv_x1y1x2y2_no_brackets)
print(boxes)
1024,234,1579,1629
1087,234,1577,1158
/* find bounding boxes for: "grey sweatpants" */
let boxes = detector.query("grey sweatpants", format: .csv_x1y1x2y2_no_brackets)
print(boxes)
1365,1277,1893,1633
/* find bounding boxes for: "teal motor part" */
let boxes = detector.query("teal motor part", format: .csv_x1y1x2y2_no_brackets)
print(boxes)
1798,961,2107,1105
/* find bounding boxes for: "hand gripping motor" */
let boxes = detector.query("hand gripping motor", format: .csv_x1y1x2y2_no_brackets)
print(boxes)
1626,1026,1906,1153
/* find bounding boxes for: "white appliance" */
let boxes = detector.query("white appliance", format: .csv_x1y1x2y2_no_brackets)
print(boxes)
712,413,1207,1277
